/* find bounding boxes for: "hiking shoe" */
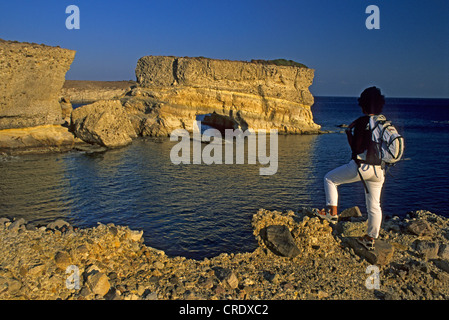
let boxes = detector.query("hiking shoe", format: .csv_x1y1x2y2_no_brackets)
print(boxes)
313,208,338,224
357,235,375,250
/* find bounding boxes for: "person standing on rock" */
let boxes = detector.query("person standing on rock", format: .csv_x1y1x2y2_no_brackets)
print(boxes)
315,86,386,250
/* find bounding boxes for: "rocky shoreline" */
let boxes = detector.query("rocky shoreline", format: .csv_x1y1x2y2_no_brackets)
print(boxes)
1,208,448,300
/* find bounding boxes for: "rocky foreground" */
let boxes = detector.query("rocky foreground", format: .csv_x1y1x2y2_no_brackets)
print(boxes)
1,208,449,300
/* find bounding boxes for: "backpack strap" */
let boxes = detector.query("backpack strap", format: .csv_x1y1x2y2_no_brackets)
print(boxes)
355,160,370,194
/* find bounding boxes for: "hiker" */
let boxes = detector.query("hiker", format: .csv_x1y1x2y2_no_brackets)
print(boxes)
316,86,387,250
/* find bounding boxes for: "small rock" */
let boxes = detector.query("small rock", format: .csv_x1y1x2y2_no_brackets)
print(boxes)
6,278,22,294
260,225,300,258
127,229,143,242
317,290,329,299
340,206,362,219
47,219,71,231
144,292,158,300
86,272,110,297
104,287,121,300
438,244,449,260
54,251,72,271
226,272,239,289
169,275,179,285
263,271,280,284
198,277,214,290
213,267,239,289
433,260,449,274
407,220,435,236
413,240,439,260
28,263,46,276
8,218,26,231
0,217,10,226
344,238,394,265
108,226,118,236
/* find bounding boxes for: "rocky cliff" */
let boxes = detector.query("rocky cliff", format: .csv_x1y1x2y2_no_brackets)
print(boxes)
61,80,135,104
0,39,76,154
123,56,320,136
0,39,75,129
1,209,449,300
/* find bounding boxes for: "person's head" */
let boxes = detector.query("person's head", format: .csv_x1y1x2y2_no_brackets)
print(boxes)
358,86,385,115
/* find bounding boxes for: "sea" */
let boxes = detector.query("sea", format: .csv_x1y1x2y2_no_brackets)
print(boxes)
1,96,448,259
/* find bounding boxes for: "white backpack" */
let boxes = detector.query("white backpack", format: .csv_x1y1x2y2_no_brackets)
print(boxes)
369,115,405,165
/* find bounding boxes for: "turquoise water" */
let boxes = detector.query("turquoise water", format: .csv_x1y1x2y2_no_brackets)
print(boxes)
1,97,448,259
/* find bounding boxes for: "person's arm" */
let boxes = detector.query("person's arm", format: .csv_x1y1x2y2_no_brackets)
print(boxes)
346,117,366,156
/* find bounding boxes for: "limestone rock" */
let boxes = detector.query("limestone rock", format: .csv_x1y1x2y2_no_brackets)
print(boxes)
61,80,133,104
125,55,320,136
413,240,439,260
70,100,137,148
433,260,449,273
344,237,394,265
438,244,449,260
7,218,26,231
54,251,72,271
86,272,110,297
260,225,300,258
407,219,435,236
47,219,71,231
0,125,75,154
59,97,72,124
340,206,362,219
0,39,75,130
213,267,239,289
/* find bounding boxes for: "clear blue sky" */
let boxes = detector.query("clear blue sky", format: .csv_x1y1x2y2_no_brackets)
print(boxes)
1,0,448,98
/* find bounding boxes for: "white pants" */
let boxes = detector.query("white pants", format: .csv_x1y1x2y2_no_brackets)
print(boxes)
324,160,385,238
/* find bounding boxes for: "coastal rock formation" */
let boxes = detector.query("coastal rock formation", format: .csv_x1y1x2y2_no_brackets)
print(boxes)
0,39,75,129
0,39,76,153
122,56,320,136
1,209,449,300
0,125,75,154
61,80,135,104
70,100,137,148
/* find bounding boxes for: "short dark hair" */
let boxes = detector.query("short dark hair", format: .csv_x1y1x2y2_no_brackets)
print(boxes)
358,86,385,115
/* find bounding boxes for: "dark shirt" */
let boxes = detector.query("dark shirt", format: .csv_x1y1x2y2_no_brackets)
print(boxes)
346,115,381,165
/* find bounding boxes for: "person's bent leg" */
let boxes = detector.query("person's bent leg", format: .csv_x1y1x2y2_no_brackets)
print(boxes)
324,160,361,213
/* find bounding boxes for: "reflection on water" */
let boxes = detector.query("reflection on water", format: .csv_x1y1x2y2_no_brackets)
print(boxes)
0,135,318,259
2,97,448,259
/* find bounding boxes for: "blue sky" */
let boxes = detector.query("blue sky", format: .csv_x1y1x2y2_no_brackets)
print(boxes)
0,0,448,98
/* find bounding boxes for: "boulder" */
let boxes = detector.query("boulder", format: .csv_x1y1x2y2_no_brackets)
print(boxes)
70,100,137,148
86,272,110,297
340,206,362,219
344,237,394,265
7,218,26,231
260,225,300,258
407,219,435,236
0,125,75,154
413,240,439,260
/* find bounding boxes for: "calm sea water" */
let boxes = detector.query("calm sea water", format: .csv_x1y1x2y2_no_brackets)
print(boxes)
1,97,448,259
